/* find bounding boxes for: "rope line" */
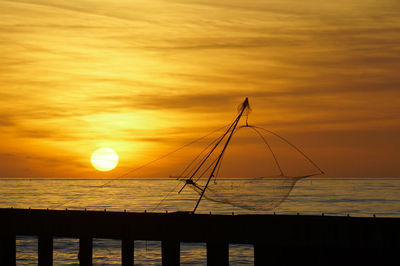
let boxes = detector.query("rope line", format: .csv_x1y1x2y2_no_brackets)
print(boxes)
52,123,231,209
252,126,324,175
237,125,285,177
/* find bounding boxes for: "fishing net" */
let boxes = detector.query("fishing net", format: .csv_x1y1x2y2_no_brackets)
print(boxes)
175,98,324,212
186,177,301,211
53,98,322,211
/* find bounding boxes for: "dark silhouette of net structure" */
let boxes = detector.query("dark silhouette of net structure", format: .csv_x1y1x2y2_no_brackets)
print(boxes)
52,97,323,213
175,97,324,213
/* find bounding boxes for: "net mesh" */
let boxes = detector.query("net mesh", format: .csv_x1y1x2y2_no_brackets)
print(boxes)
175,98,324,211
185,177,303,211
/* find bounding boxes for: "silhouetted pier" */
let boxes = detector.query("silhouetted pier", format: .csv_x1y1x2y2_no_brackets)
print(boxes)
0,208,399,265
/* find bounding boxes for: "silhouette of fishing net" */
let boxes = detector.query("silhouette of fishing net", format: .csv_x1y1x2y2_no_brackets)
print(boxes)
174,99,323,211
95,97,322,212
52,97,323,212
185,177,301,211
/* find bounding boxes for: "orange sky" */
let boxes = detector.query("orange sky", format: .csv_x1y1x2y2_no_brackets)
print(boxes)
0,0,399,178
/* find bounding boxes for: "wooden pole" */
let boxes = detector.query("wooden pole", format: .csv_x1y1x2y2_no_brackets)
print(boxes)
193,98,248,213
254,243,268,266
79,236,92,266
0,233,16,266
121,238,134,266
207,241,229,266
38,234,53,266
162,240,180,266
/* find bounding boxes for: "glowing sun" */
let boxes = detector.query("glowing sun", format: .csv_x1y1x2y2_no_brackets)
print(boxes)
91,147,119,171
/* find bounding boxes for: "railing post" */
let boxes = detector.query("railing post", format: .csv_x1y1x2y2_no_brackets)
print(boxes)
0,233,16,266
121,238,134,266
38,234,53,266
79,236,92,266
207,241,228,266
161,240,180,266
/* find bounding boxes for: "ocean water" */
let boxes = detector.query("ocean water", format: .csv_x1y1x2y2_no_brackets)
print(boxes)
1,177,400,265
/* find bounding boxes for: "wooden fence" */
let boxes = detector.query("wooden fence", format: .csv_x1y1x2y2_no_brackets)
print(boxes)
0,208,399,265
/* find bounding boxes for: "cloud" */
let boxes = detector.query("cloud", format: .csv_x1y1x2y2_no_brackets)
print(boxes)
95,92,243,112
0,151,86,168
0,0,399,178
0,114,16,127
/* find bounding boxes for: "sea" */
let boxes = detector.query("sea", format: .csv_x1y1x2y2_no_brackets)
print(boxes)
1,177,399,265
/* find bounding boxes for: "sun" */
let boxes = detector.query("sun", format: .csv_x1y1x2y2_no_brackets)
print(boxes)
91,147,119,171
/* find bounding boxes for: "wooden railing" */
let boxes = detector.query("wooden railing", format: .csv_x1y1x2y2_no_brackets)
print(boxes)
0,208,399,265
